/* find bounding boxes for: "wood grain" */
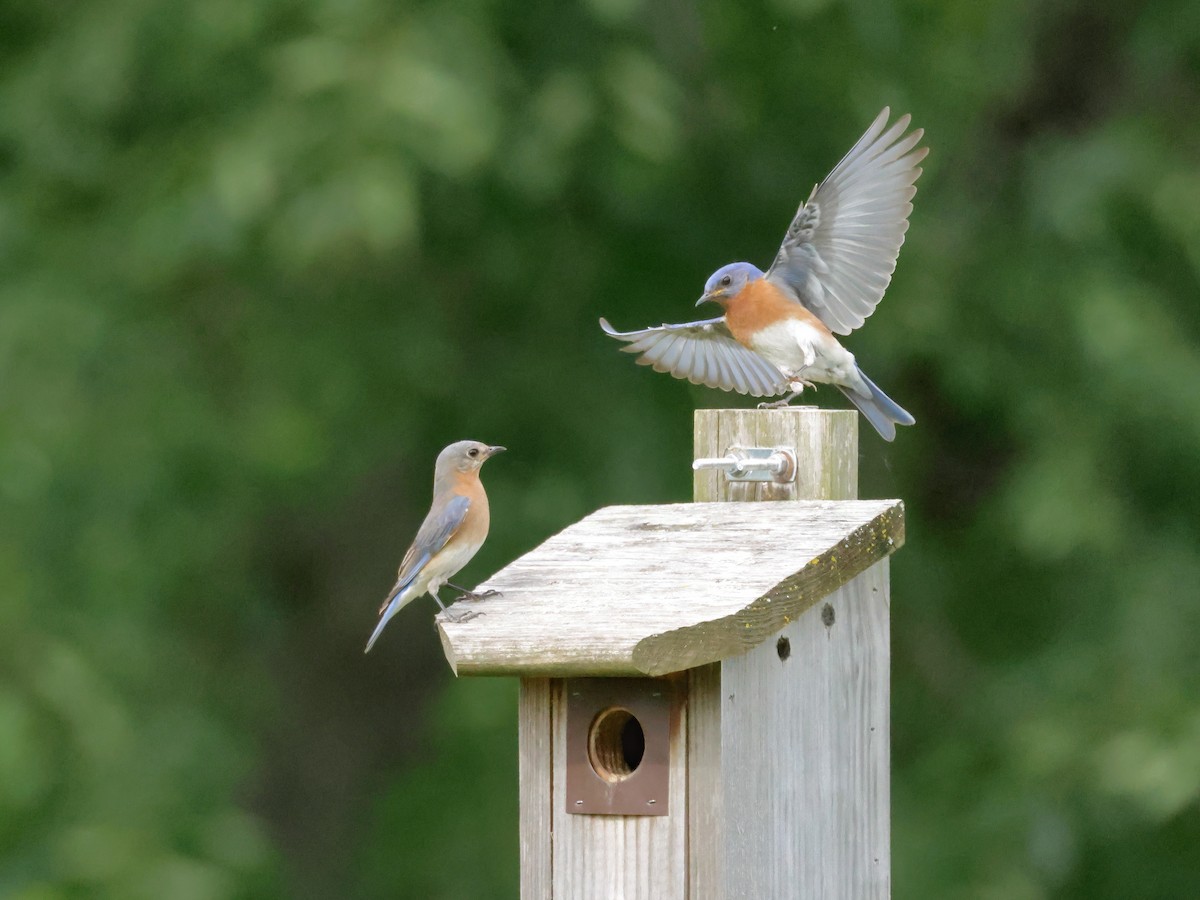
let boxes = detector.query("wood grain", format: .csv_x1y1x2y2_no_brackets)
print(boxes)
519,677,553,900
688,406,891,897
686,663,723,900
719,562,891,898
438,500,903,677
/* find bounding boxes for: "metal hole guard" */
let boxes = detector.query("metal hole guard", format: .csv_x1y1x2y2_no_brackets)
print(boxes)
565,678,678,816
692,446,797,484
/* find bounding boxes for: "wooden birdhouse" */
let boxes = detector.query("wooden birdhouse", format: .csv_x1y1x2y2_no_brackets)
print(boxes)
437,409,904,899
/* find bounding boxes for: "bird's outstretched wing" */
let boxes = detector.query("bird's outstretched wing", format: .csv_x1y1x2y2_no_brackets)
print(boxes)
765,108,927,336
381,494,471,612
600,317,789,398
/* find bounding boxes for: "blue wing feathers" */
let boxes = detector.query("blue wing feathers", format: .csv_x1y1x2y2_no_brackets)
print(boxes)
365,494,471,652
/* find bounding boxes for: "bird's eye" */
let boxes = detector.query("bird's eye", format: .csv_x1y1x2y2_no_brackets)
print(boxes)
468,448,479,458
720,274,732,287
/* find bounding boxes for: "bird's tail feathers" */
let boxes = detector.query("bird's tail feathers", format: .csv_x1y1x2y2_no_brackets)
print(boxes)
838,367,915,442
364,582,418,653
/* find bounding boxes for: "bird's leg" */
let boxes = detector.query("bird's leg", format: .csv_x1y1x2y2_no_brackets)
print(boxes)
433,588,484,623
758,380,815,409
758,393,796,410
447,581,502,603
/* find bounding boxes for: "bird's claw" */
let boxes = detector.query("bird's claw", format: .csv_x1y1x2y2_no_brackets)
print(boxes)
454,588,501,603
443,608,485,624
441,588,500,623
758,380,815,409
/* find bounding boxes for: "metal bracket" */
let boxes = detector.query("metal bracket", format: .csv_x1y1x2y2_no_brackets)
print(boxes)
692,446,797,484
565,678,676,816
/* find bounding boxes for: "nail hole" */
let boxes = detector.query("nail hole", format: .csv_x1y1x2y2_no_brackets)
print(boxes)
821,603,835,628
587,707,645,783
776,636,791,661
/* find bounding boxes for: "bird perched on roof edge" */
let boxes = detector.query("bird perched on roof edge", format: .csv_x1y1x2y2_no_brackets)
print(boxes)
365,440,505,653
601,107,926,441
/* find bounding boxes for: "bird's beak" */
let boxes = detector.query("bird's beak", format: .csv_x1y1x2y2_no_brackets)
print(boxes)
486,445,507,457
696,289,722,308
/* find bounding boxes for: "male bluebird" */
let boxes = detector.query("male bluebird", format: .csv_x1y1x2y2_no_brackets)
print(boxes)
365,440,505,653
601,108,926,441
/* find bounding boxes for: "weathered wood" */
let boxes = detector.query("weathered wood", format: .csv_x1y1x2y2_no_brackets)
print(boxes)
550,679,688,898
693,407,857,502
519,677,553,900
720,562,891,898
438,500,904,677
688,406,892,898
686,663,723,900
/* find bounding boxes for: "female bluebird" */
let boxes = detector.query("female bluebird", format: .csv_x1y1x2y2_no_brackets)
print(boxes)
601,108,926,441
365,440,505,653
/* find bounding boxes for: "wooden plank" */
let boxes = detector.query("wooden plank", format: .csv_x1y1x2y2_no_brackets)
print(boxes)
720,562,891,898
519,677,553,900
631,506,900,675
550,679,689,899
438,500,904,677
686,663,722,900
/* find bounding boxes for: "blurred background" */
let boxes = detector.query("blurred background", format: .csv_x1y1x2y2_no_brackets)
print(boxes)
3,0,1199,897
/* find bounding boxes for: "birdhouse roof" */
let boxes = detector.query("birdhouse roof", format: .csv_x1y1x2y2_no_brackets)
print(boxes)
438,500,904,677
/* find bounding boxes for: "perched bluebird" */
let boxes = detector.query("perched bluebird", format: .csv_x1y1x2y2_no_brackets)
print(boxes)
601,108,926,441
365,440,505,653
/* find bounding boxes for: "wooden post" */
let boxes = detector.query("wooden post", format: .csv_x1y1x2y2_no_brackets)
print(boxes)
688,407,890,898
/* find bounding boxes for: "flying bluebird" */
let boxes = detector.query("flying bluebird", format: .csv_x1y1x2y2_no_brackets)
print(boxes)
365,440,505,653
600,108,926,441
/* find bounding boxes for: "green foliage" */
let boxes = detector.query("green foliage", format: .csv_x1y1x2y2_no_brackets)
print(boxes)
355,679,518,900
2,0,1199,896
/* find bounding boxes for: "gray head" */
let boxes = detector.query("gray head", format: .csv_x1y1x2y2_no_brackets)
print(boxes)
435,440,506,479
696,262,765,307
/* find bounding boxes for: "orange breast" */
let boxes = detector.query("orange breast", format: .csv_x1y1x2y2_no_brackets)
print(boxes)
452,473,491,545
723,279,822,346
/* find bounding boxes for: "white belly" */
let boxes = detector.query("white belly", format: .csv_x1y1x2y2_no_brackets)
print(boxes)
749,319,858,384
421,534,485,594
